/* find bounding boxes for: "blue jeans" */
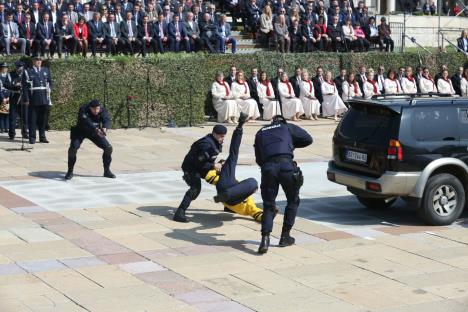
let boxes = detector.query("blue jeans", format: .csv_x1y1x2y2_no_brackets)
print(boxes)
219,37,237,54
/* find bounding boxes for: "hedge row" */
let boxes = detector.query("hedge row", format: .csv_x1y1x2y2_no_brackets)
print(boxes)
12,51,468,130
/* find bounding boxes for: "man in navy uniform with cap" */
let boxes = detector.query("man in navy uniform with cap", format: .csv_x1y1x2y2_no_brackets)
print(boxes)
8,61,28,140
65,99,115,180
174,123,229,222
22,54,52,144
254,115,312,254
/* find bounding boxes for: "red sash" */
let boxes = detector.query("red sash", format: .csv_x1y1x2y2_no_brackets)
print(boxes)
281,80,292,96
443,77,454,93
305,80,313,93
237,80,247,94
325,80,335,93
217,80,229,97
370,80,378,93
423,75,435,89
353,82,358,95
261,81,271,97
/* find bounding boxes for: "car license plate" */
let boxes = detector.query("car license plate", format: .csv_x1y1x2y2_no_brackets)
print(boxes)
345,149,368,164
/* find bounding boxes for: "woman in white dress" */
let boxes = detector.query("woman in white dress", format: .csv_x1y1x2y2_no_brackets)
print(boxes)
401,66,418,94
257,71,281,120
437,69,456,95
278,72,304,121
341,73,362,101
321,71,347,121
419,67,438,93
299,69,320,120
461,68,468,97
211,72,240,123
363,70,380,99
384,69,402,95
231,70,261,121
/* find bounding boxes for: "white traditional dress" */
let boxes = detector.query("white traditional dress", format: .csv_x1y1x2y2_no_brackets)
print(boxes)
211,80,239,122
278,80,304,119
257,81,281,120
419,76,437,93
363,80,380,99
231,80,261,120
401,76,417,94
437,78,455,95
461,77,468,97
299,79,321,118
384,78,402,94
321,80,347,117
341,81,362,101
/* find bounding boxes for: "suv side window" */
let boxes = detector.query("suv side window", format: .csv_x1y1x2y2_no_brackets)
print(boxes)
459,108,468,140
411,106,458,141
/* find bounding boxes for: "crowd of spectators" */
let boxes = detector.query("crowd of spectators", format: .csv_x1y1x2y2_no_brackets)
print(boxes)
211,63,468,123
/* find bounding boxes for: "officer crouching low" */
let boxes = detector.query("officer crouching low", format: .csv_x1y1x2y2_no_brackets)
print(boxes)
254,115,313,254
65,99,115,180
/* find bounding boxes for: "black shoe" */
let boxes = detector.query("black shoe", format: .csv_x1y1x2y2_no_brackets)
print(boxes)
173,207,189,223
29,139,35,144
22,132,29,139
258,235,270,254
39,138,49,143
9,136,14,141
64,171,73,180
213,193,228,203
224,206,235,213
103,170,116,178
278,235,295,247
237,112,248,128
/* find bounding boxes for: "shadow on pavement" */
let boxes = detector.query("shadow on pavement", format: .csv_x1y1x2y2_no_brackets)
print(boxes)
28,171,103,180
137,205,260,255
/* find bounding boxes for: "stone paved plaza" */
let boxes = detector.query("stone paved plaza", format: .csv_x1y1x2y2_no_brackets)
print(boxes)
0,120,468,312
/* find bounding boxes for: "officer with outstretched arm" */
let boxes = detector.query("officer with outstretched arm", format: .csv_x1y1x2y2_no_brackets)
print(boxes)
254,115,313,254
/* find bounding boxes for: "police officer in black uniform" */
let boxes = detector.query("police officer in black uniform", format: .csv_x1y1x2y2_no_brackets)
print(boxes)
254,115,313,254
65,99,116,180
174,124,228,223
8,61,28,140
22,55,52,144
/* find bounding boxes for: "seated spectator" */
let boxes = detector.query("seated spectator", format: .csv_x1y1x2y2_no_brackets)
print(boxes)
184,12,202,52
419,67,438,93
2,13,25,56
73,17,88,57
363,69,380,99
277,71,304,121
457,30,468,53
384,69,402,94
313,7,328,27
321,71,347,121
274,0,290,16
354,23,369,52
275,14,290,53
453,3,461,15
452,66,464,96
341,6,355,26
259,5,274,49
246,0,260,38
105,13,123,55
21,13,38,56
301,18,316,52
257,71,281,121
342,73,362,101
231,70,260,121
437,69,456,95
55,14,75,58
300,69,320,120
335,68,347,97
289,19,302,53
442,0,451,15
313,15,330,51
199,12,219,53
37,13,56,57
87,12,106,57
422,0,436,15
217,15,236,54
401,66,418,94
328,15,344,52
290,7,301,24
211,71,239,123
168,15,189,53
121,12,141,55
375,65,386,94
138,15,156,56
378,17,394,52
81,3,95,22
364,16,381,50
146,3,159,23
302,5,315,26
342,18,356,51
461,68,468,97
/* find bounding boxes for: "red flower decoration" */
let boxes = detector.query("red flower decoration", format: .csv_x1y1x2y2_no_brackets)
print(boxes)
127,95,134,100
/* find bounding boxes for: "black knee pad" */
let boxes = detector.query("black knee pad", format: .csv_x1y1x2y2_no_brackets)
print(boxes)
104,146,113,155
188,187,201,200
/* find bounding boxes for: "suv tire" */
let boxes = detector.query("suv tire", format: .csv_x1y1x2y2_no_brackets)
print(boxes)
420,173,465,226
357,196,397,209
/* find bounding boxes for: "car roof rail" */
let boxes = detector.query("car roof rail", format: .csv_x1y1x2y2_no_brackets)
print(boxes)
370,93,453,101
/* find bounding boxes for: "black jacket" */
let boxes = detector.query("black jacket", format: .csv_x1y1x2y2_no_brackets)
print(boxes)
289,75,302,98
75,104,110,136
182,134,222,176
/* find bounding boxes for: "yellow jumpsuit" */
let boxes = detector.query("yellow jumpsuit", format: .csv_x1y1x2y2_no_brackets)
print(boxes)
204,169,263,222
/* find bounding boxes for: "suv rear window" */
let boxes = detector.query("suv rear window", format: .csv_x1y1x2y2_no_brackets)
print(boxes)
411,107,458,141
338,104,400,145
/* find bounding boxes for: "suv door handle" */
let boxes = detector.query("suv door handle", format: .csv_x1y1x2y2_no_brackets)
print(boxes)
443,137,456,141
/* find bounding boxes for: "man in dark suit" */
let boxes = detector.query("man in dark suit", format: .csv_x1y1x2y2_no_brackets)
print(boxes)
271,67,284,111
87,12,106,57
65,3,79,24
289,66,302,98
132,3,145,26
30,2,42,25
247,67,261,115
153,13,168,53
36,13,55,57
434,64,447,84
20,13,38,56
199,12,218,53
217,14,236,54
13,3,25,26
138,15,155,56
457,30,468,53
374,65,386,94
121,0,133,14
120,11,140,55
334,68,347,99
289,20,302,53
328,15,344,52
452,66,464,96
356,65,367,94
184,11,202,52
168,14,188,52
301,18,316,52
105,13,123,55
54,14,75,58
224,65,236,87
312,66,324,104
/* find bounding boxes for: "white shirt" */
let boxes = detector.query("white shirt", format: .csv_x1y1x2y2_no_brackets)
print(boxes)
437,78,455,95
384,78,402,94
363,80,380,99
401,76,417,94
419,76,437,93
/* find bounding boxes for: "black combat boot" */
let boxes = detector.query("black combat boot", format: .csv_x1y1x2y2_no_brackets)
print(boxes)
278,230,295,247
173,207,189,223
103,167,116,178
237,112,248,129
213,193,229,203
64,170,74,180
258,234,270,254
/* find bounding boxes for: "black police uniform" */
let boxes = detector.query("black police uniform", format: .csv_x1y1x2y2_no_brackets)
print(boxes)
174,132,223,222
22,62,52,144
65,102,114,180
8,63,28,140
0,68,11,132
254,117,312,253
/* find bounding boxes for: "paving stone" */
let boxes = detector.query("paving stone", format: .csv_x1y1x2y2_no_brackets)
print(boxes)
313,231,357,241
0,187,36,208
98,252,147,264
0,263,26,275
174,289,228,304
76,265,144,288
376,225,448,235
194,301,255,312
10,206,48,214
60,256,107,268
10,227,63,243
18,259,66,273
118,261,167,274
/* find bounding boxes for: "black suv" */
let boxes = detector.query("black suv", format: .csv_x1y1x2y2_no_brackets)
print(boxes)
327,95,468,226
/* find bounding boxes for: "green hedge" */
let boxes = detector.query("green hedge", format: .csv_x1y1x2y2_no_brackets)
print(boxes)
10,51,468,130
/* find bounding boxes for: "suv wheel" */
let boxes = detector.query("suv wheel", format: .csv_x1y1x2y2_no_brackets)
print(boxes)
356,196,397,209
420,173,465,226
